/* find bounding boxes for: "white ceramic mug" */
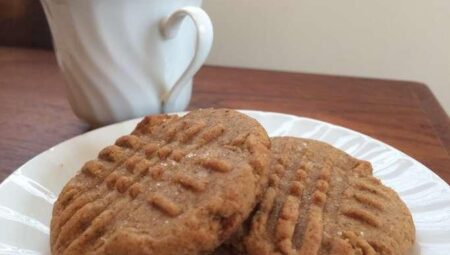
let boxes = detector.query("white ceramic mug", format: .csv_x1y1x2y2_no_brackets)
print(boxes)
40,0,213,126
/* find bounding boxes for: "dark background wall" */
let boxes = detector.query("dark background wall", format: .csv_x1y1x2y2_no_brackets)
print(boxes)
0,0,52,48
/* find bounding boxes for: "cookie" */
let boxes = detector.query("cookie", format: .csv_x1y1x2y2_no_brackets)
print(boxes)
239,137,415,255
50,109,271,255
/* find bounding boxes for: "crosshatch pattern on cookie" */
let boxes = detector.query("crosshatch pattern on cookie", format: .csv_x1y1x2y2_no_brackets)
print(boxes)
241,137,415,255
50,109,271,255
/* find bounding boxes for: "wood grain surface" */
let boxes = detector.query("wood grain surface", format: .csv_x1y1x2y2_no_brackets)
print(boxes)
0,47,449,184
0,0,52,48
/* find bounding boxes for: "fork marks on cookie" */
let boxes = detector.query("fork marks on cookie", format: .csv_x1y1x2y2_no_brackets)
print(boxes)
147,193,182,217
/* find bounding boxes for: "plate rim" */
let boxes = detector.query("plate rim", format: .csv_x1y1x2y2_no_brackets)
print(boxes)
1,109,448,190
1,109,450,255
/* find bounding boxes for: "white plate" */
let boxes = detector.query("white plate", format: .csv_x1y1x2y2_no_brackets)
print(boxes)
0,110,449,255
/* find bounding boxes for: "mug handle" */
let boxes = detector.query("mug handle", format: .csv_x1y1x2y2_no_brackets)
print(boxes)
160,7,213,113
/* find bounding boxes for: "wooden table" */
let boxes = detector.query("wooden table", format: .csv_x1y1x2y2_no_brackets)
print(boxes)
1,47,449,184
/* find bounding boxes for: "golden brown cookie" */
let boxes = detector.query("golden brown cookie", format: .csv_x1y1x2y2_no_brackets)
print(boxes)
50,109,271,255
238,137,415,255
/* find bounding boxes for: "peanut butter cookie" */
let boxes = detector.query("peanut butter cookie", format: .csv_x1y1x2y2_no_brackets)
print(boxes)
50,109,271,255
240,137,415,255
